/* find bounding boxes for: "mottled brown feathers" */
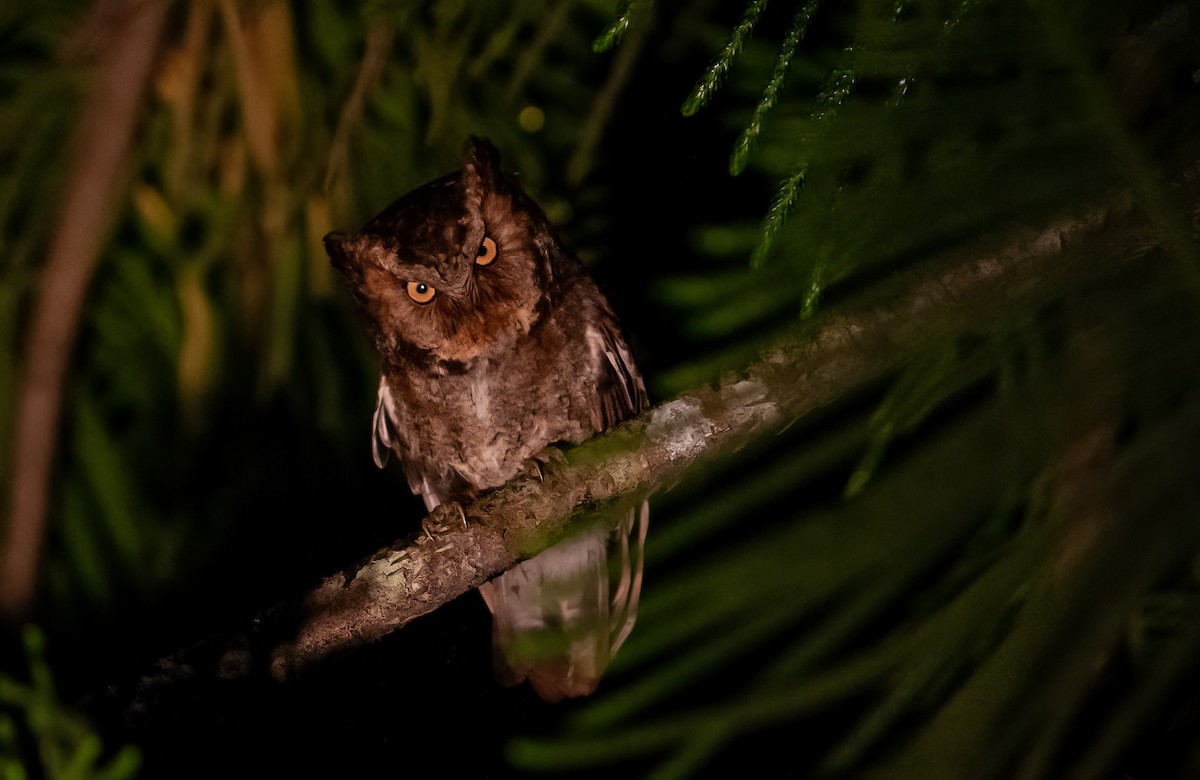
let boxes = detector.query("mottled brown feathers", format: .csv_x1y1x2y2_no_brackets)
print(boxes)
325,137,648,701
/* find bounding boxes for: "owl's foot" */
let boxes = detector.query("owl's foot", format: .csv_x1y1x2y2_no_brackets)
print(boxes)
523,445,567,482
422,501,467,540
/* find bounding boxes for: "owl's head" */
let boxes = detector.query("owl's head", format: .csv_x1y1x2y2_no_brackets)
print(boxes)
325,137,569,366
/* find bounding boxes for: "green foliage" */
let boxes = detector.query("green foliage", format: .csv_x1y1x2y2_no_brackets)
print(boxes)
0,627,140,779
658,0,1199,384
681,0,771,117
2,0,1199,776
511,0,1200,776
728,0,819,176
592,0,646,52
1,0,621,620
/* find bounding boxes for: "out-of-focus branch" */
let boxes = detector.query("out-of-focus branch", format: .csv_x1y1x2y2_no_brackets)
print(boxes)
567,2,654,186
0,0,168,620
324,21,395,198
104,186,1160,718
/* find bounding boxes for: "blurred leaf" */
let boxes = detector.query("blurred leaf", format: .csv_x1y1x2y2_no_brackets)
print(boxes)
0,627,139,779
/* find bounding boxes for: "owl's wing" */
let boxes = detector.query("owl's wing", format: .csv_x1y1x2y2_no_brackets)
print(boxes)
371,376,398,470
585,312,649,432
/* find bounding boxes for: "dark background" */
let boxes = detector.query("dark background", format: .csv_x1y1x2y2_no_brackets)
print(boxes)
3,1,1200,777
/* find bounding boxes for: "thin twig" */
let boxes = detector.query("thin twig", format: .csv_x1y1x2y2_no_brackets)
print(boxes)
0,0,168,620
324,20,395,197
506,0,573,100
567,1,654,186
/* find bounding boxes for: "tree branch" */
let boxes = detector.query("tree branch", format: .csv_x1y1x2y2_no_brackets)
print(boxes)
112,187,1156,716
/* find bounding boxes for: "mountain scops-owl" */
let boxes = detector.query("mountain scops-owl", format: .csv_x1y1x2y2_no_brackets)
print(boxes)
323,137,648,701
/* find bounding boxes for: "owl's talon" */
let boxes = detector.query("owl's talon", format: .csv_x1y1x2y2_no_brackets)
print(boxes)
423,501,467,540
523,445,565,483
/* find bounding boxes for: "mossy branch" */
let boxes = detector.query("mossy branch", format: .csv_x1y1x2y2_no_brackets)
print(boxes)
90,181,1166,721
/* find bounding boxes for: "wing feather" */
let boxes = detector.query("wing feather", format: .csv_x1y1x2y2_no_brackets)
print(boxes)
371,376,397,469
585,313,649,432
372,376,460,510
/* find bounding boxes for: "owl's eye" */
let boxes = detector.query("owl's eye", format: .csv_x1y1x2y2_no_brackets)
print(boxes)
406,281,436,304
475,236,497,266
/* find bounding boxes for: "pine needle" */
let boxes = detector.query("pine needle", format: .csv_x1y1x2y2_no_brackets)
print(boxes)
750,166,805,268
729,0,820,175
680,0,771,117
593,0,646,52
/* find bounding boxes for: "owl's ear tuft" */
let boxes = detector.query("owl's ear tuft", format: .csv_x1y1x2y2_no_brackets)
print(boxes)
324,231,358,274
462,136,503,201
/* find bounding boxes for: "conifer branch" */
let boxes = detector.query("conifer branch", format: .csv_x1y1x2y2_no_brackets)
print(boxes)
751,165,805,268
681,0,771,117
729,0,819,175
592,0,646,53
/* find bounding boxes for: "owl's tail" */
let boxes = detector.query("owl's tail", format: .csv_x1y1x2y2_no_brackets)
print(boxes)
478,500,649,702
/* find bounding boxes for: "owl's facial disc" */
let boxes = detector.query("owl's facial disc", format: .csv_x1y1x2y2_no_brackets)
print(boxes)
328,146,555,366
401,231,497,306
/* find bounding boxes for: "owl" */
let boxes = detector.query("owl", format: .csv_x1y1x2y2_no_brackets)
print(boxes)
323,137,648,701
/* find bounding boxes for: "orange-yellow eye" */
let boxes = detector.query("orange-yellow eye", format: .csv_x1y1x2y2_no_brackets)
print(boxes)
475,236,497,266
406,281,436,304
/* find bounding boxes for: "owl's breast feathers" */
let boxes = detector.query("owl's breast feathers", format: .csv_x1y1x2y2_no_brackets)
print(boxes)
374,271,650,701
374,274,646,510
337,137,648,701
